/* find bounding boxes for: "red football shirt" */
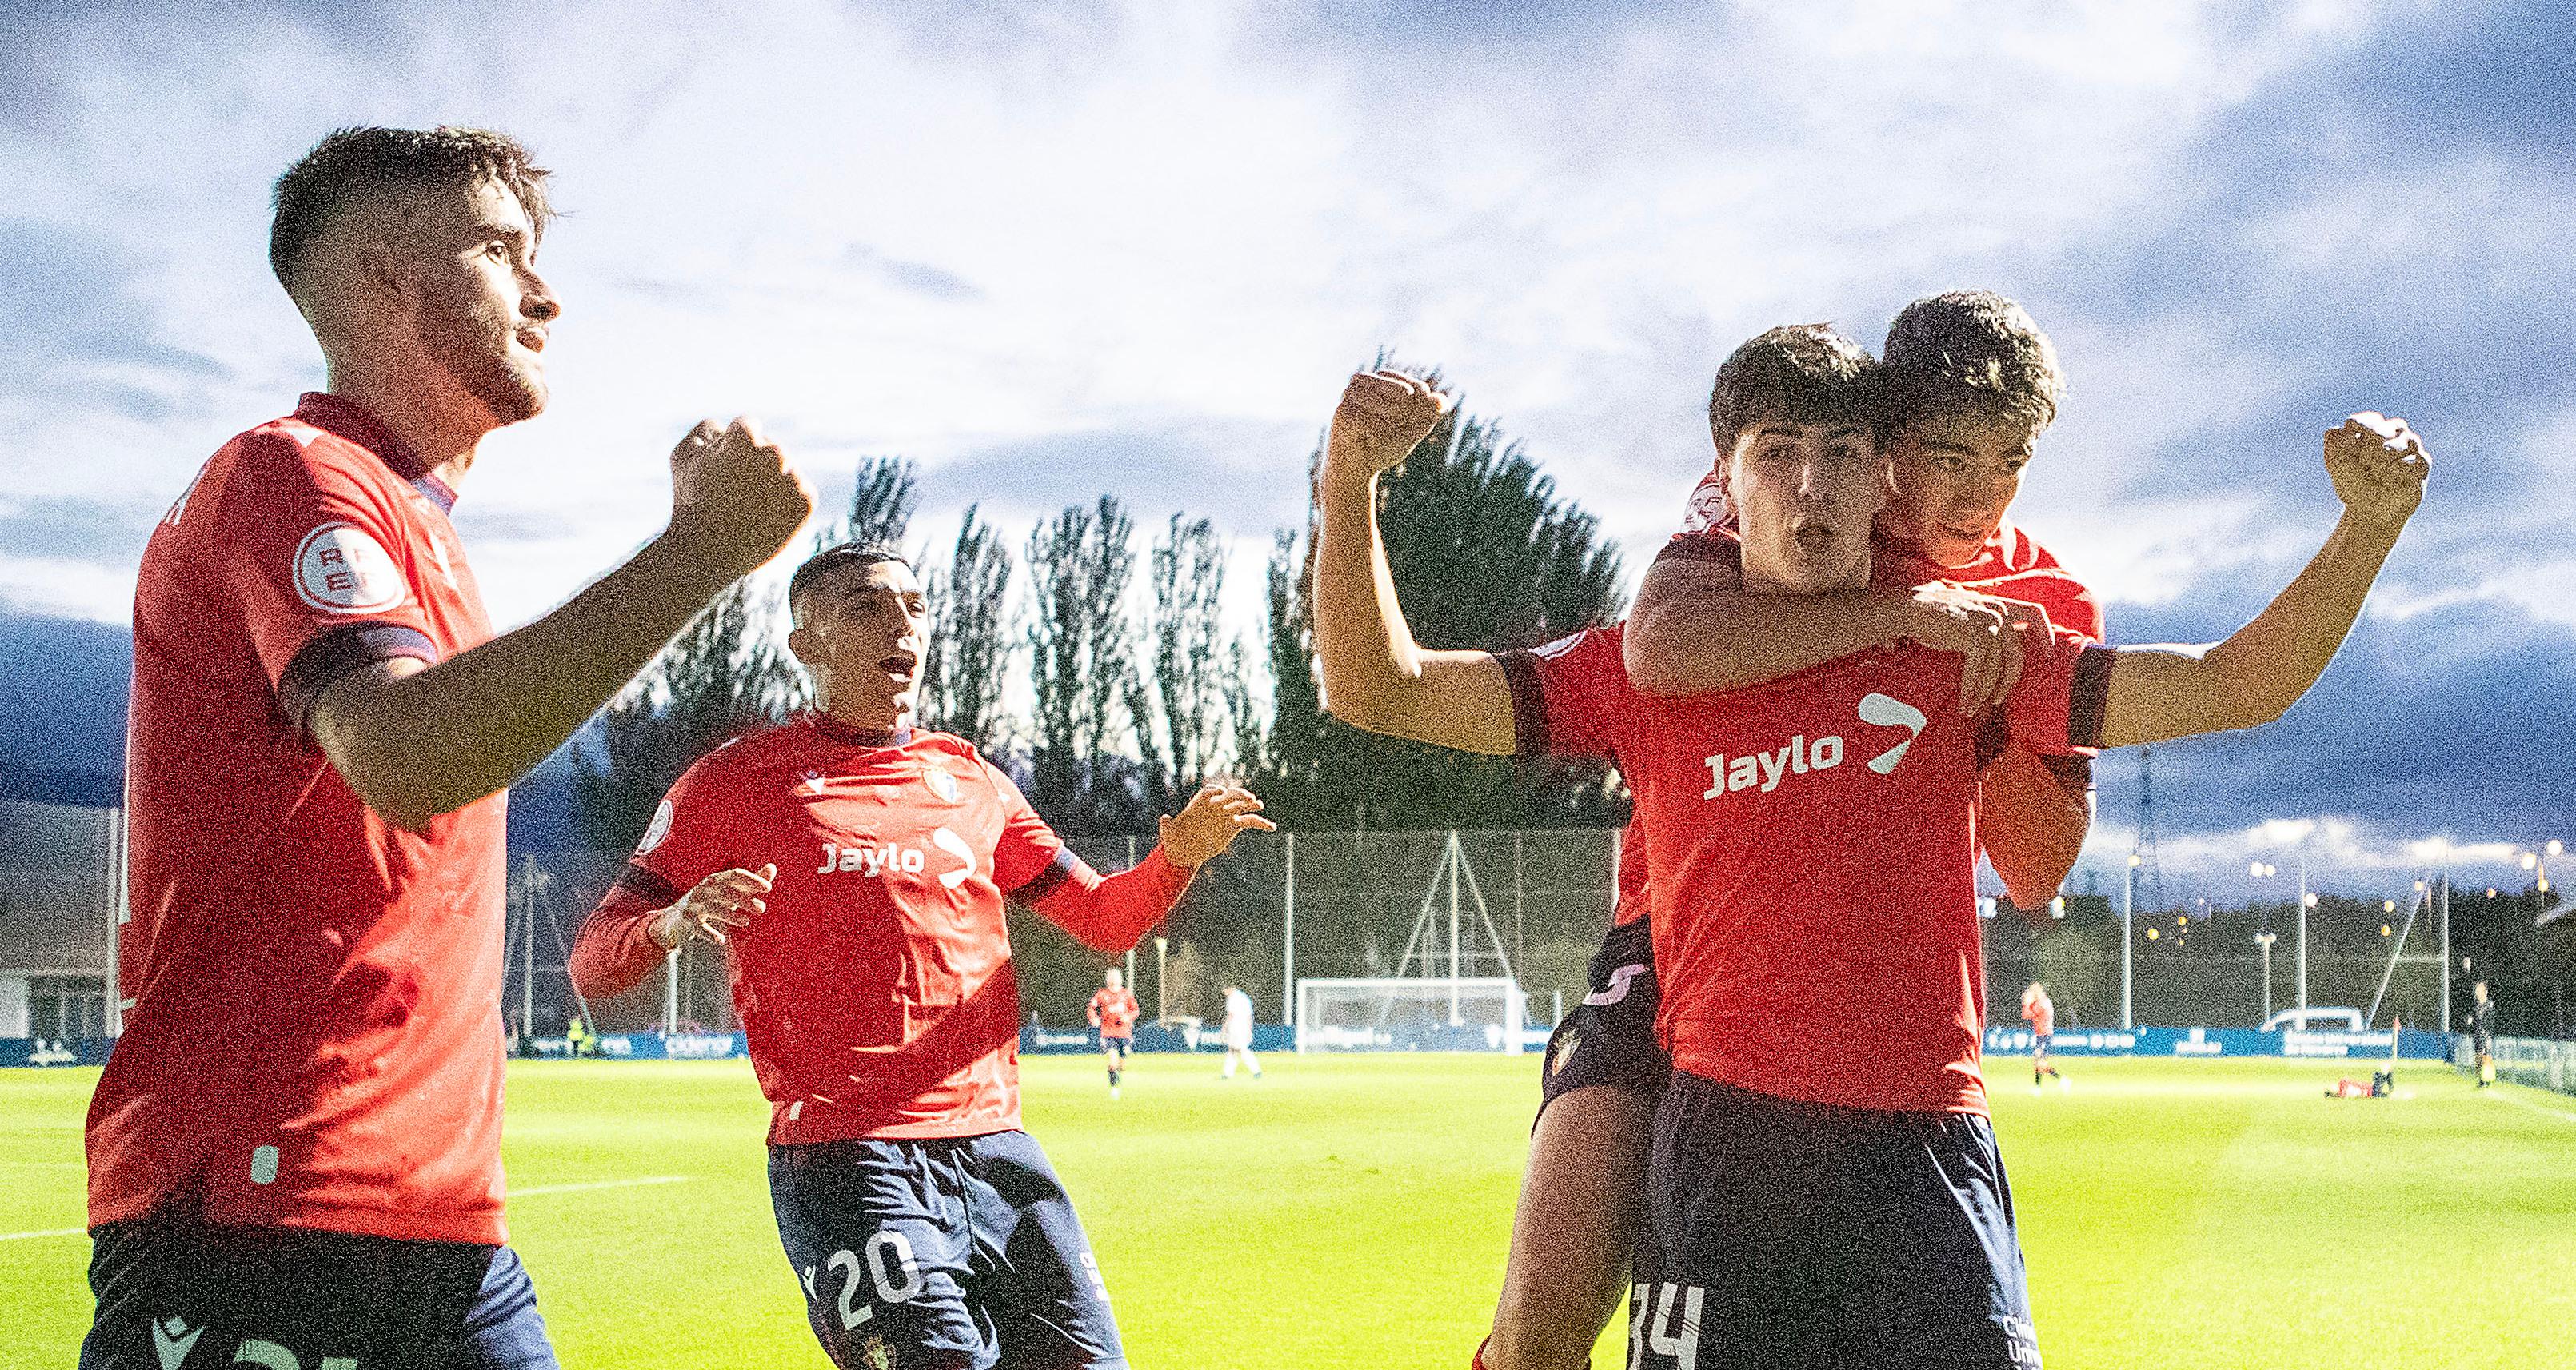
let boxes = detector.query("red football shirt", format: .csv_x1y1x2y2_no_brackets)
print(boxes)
569,717,1193,1144
1087,988,1141,1037
1504,624,2112,1115
94,393,508,1244
2021,988,2055,1036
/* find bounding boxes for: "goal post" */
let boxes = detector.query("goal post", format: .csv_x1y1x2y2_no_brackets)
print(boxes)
1295,976,1531,1053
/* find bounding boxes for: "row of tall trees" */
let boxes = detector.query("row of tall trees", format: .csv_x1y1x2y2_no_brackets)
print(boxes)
575,374,1629,849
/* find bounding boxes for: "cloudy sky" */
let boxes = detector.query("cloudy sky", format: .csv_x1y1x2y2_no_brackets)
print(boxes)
2,0,2567,899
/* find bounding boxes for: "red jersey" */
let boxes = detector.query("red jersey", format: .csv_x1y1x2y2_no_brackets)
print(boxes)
2021,988,2055,1036
1504,624,2112,1115
1087,988,1140,1037
94,393,508,1244
569,717,1192,1144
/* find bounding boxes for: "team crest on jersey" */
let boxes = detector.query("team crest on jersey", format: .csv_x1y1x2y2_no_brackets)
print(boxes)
1677,468,1730,535
637,800,675,855
924,766,960,803
292,521,405,613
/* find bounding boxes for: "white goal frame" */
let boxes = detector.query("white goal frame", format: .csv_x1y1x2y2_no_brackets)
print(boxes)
1294,976,1530,1054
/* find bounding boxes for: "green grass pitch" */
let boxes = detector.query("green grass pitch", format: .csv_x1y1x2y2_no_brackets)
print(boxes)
6,1056,2573,1368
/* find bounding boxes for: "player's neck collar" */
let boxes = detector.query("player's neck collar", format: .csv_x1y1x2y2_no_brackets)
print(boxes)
809,711,912,749
296,391,457,513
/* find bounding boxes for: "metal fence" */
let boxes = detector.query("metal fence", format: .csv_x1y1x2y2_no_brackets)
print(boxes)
7,793,2567,1047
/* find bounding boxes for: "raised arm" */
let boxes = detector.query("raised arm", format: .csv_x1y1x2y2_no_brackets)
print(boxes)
1628,551,2039,715
1020,784,1276,952
1312,370,1517,754
310,420,812,828
2099,413,2430,747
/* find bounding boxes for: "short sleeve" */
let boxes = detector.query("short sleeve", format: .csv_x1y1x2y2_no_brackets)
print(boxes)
608,759,732,913
1652,523,1744,575
216,434,440,729
2002,629,2118,755
1974,567,2105,645
1496,625,1632,763
985,762,1080,901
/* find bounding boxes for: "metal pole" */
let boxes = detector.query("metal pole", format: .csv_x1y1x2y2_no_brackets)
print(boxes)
2122,855,2135,1030
2438,869,2451,1033
663,946,680,1033
1155,939,1168,1024
2258,937,2272,1025
1448,832,1462,1026
1283,833,1296,1028
519,861,536,1041
106,805,125,1036
2296,848,2309,1016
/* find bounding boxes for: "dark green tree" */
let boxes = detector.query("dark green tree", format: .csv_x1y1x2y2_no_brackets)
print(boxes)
1255,375,1630,830
921,504,1014,753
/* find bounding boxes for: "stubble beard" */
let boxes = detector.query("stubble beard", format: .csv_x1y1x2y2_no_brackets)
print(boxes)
415,288,545,428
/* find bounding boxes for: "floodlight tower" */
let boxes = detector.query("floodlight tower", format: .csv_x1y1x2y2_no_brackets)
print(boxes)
2136,745,2168,914
2251,861,2278,1025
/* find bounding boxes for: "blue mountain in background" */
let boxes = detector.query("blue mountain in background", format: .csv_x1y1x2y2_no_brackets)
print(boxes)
0,613,590,847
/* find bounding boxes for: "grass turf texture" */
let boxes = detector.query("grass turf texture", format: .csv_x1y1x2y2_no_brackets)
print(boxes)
5,1056,2573,1368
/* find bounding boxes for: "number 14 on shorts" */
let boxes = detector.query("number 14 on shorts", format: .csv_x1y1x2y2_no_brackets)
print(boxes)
1629,1281,1706,1370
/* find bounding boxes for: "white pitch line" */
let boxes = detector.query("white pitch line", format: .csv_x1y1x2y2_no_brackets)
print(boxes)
0,1176,693,1241
2486,1088,2576,1125
509,1175,691,1198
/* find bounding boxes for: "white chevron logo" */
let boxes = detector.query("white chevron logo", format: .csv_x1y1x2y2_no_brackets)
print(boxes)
153,1316,202,1370
1858,693,1927,774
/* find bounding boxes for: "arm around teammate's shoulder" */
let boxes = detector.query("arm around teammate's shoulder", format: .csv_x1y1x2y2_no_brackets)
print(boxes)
310,420,811,828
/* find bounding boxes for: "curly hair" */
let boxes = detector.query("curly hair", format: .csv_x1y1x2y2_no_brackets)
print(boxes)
269,125,553,290
1881,290,2064,436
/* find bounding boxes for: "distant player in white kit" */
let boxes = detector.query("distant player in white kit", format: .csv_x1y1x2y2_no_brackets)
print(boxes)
1220,984,1263,1080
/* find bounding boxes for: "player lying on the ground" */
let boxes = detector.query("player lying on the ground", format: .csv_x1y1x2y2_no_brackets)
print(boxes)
85,126,810,1370
569,542,1271,1370
1088,968,1140,1099
1314,334,2426,1368
1487,290,2104,1370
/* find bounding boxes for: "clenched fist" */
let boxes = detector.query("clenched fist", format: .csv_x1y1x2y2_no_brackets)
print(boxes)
2324,412,2430,531
667,417,815,581
1324,369,1453,490
1159,784,1278,869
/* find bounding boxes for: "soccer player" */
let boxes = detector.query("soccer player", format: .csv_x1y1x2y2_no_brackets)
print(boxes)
568,542,1272,1370
1220,984,1264,1080
84,126,813,1370
1487,291,2102,1370
2470,981,2498,1087
1312,334,2427,1367
2022,982,2066,1092
1088,968,1141,1099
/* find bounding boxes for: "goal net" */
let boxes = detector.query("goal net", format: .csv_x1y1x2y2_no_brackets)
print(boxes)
1295,977,1530,1053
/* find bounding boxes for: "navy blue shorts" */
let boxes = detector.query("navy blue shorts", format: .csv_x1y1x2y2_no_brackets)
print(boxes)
1539,917,1672,1115
1631,1073,2041,1370
769,1131,1125,1370
79,1200,555,1369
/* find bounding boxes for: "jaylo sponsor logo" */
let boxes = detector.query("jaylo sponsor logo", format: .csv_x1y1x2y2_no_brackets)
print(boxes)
1698,690,1928,801
817,829,976,889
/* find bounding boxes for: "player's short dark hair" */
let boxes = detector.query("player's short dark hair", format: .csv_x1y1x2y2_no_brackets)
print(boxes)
789,542,912,621
269,125,553,291
1881,290,2064,437
1707,323,1885,454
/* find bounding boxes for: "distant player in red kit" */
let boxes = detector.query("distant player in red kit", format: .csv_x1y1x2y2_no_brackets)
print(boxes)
1314,334,2427,1368
2022,982,2066,1092
570,543,1272,1370
1088,969,1142,1099
85,126,810,1370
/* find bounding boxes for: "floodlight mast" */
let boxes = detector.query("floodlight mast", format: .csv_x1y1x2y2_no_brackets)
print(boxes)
2122,851,2139,1030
